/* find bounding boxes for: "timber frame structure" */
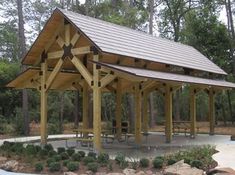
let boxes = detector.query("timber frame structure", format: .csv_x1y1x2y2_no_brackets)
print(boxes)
7,8,235,152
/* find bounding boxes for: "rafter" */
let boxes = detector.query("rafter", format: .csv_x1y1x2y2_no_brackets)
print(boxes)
71,56,93,86
56,36,65,48
65,24,70,46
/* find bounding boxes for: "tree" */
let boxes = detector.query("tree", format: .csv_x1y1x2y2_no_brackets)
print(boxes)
17,0,29,135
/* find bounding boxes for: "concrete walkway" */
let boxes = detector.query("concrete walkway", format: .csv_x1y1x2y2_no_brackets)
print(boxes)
0,169,40,175
0,133,235,170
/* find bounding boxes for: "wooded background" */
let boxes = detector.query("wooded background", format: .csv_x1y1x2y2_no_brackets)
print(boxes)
0,0,234,135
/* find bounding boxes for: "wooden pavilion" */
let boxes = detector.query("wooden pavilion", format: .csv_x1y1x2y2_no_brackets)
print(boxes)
7,8,235,152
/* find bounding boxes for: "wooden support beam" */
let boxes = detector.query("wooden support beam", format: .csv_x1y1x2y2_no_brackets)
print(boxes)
45,58,64,92
141,80,157,91
190,87,196,138
165,84,173,143
65,24,70,46
71,33,80,46
71,56,93,86
40,61,48,145
47,50,64,59
142,91,149,133
135,83,142,145
93,54,102,152
209,88,215,135
71,46,91,55
100,73,116,88
56,36,65,48
115,78,122,139
83,82,89,130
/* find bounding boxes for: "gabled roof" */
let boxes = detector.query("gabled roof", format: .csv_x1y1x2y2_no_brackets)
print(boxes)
96,62,235,89
22,8,227,75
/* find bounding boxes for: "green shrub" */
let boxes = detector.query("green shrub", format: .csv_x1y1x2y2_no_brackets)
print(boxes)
66,161,79,171
66,148,75,156
10,143,24,154
25,145,37,155
47,158,56,167
120,160,128,169
139,158,149,168
57,147,66,154
184,158,192,164
97,153,109,164
60,152,69,160
190,160,203,169
63,159,70,166
83,156,95,165
153,157,164,169
39,149,48,158
35,145,42,153
167,158,177,165
88,152,97,159
35,162,43,172
108,162,113,171
78,151,86,158
115,153,125,165
71,153,82,161
87,162,99,172
131,160,138,170
44,144,53,152
52,155,62,162
49,162,61,172
48,150,57,156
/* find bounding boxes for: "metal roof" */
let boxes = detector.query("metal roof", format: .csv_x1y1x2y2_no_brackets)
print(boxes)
58,8,227,75
96,62,235,89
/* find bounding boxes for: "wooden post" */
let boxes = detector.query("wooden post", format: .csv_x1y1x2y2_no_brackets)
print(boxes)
190,87,196,138
135,83,142,144
209,88,215,135
40,61,48,145
142,91,149,133
165,84,173,143
115,78,122,139
83,82,89,130
93,54,102,152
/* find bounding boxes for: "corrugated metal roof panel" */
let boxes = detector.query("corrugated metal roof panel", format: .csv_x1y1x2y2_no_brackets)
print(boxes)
97,62,235,88
59,9,227,75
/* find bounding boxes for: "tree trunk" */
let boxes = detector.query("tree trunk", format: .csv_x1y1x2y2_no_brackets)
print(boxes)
17,0,29,136
174,91,180,121
127,94,135,132
227,91,233,123
149,93,156,127
59,92,64,133
74,91,80,128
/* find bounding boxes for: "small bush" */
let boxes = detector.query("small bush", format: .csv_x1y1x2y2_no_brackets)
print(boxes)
57,147,66,154
120,160,128,169
167,158,177,165
35,145,42,153
38,149,48,158
53,155,62,162
66,148,75,156
47,158,56,167
35,162,43,172
10,143,24,154
78,151,86,158
108,162,113,171
48,150,57,156
153,157,164,169
190,160,203,169
83,156,95,165
87,162,99,172
88,152,97,159
63,159,70,166
49,162,61,172
66,161,79,171
131,160,138,170
25,145,37,156
139,158,149,168
44,144,53,152
97,153,109,164
115,153,125,165
72,153,82,161
60,152,69,160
